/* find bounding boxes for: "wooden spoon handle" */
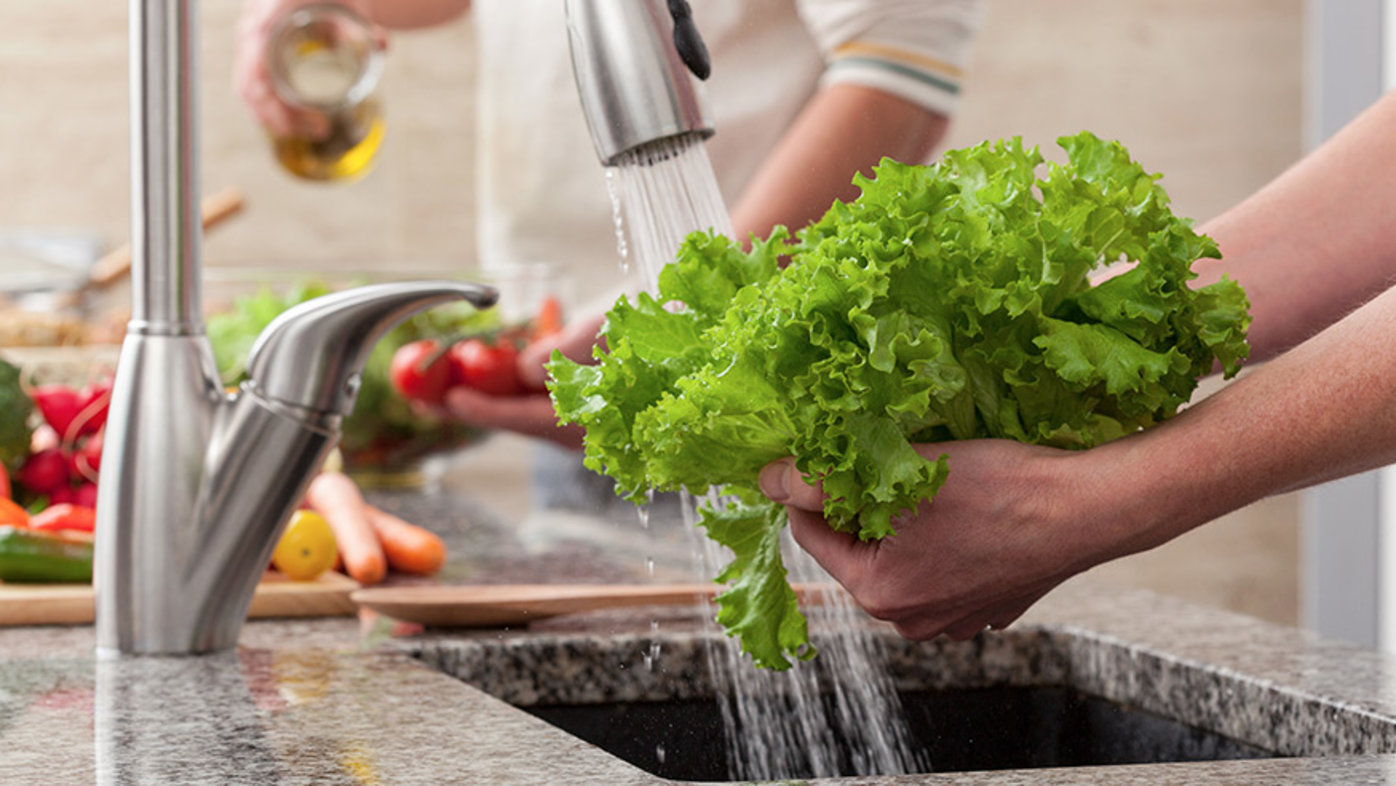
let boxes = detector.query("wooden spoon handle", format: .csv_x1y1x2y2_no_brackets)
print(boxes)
88,186,246,288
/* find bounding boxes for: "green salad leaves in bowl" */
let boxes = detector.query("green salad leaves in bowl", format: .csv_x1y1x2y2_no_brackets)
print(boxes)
206,274,498,480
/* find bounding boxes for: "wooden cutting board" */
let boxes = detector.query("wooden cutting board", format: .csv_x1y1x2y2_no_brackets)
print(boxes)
351,582,835,628
0,570,360,627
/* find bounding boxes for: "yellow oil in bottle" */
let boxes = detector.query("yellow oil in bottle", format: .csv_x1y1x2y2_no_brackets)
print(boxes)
272,100,384,182
269,14,385,183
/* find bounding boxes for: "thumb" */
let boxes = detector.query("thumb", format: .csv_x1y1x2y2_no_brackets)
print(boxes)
757,458,824,512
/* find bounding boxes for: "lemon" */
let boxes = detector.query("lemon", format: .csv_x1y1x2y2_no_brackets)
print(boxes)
273,510,338,581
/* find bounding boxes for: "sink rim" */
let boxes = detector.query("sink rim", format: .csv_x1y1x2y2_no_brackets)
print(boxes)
404,617,1396,761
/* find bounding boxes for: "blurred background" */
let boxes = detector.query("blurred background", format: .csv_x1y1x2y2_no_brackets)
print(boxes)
0,2,1330,630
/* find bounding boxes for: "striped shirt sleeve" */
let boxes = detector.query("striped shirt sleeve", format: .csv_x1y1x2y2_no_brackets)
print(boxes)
797,0,986,117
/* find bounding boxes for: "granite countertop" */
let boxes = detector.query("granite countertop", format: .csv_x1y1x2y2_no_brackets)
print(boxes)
8,480,1396,784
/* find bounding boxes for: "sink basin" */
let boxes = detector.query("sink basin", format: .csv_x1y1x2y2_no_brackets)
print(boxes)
526,684,1275,780
409,621,1315,781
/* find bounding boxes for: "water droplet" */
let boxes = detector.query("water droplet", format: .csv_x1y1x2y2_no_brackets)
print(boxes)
605,167,629,274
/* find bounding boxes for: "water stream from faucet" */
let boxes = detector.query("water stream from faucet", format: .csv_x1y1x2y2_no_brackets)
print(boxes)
604,133,926,779
606,136,730,286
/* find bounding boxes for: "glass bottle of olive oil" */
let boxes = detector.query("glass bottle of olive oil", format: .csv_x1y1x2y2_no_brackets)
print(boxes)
267,4,385,182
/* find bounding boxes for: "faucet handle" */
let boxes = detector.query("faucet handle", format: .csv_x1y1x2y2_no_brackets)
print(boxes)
245,281,498,416
666,0,710,80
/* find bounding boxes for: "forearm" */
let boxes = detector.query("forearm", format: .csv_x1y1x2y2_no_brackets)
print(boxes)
1195,91,1396,363
1091,282,1396,557
366,0,470,29
728,84,949,243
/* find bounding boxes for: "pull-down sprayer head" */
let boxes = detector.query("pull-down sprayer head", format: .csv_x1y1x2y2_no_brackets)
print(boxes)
564,0,713,165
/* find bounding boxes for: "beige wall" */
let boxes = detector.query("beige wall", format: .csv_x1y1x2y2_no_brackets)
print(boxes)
946,0,1304,226
1,1,478,273
1,1,1304,624
1,1,1303,275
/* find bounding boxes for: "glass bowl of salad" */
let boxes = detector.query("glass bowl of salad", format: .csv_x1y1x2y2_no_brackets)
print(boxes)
204,265,560,487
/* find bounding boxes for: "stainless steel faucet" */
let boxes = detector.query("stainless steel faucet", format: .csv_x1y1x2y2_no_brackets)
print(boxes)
565,0,714,165
95,0,497,655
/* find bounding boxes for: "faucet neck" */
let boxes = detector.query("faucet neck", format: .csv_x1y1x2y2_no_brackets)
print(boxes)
130,0,203,329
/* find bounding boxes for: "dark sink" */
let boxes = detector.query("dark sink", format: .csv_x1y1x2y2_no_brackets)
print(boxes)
411,620,1324,782
526,684,1275,781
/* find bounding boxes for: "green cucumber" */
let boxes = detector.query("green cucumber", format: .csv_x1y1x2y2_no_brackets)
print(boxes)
0,526,93,583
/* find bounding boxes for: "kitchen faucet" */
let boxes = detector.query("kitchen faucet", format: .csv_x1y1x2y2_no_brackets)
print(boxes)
96,0,712,656
95,0,496,655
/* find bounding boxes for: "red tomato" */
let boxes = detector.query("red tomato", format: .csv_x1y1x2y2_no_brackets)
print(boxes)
388,340,452,404
448,339,522,397
30,385,83,440
17,449,71,496
0,464,9,500
30,503,96,533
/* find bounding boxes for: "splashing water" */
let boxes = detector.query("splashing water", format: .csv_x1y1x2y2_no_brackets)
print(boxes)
684,491,926,780
606,133,928,779
604,169,630,274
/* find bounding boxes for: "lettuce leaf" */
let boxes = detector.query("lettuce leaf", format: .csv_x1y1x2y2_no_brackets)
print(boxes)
548,132,1251,669
0,357,34,472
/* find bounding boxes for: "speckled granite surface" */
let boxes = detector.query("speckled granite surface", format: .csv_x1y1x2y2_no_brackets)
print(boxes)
5,486,1396,784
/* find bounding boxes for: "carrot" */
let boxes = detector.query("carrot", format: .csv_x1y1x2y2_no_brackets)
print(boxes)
304,472,386,586
531,294,563,341
0,497,28,528
365,506,447,576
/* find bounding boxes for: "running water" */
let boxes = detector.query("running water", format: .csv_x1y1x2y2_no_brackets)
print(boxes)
607,136,732,284
684,492,926,780
606,133,927,780
603,169,630,273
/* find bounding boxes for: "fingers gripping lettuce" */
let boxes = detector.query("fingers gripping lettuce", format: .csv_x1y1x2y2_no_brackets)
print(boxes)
548,133,1251,669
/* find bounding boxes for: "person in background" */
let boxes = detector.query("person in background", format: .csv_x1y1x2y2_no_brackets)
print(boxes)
237,0,986,447
756,89,1396,641
239,0,987,545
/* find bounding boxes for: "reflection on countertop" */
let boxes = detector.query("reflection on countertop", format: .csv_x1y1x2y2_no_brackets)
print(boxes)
5,635,656,785
4,464,1396,783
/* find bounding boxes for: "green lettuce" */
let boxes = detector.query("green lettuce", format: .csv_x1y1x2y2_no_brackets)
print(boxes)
0,357,33,472
548,133,1251,669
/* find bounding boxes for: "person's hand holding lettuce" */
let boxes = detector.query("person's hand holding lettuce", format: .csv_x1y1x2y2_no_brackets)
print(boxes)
549,132,1251,669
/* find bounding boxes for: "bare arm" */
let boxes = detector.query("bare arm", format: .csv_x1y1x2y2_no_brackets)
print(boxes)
729,84,950,243
1195,91,1396,362
365,0,470,30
